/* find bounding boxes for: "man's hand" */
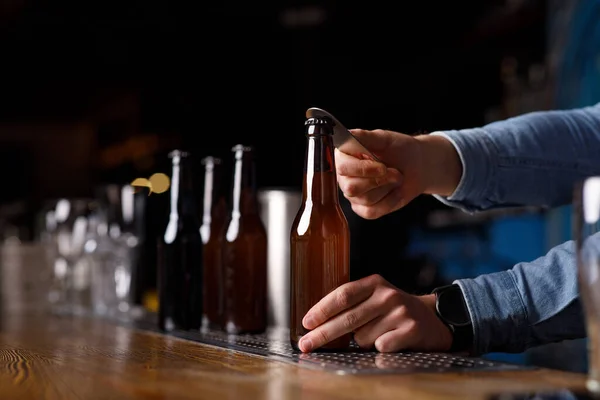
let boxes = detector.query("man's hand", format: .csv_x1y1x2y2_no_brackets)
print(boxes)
336,129,462,220
298,274,453,353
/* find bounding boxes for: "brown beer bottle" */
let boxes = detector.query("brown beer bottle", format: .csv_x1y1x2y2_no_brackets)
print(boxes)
158,150,204,332
221,145,268,334
200,156,228,329
290,116,351,351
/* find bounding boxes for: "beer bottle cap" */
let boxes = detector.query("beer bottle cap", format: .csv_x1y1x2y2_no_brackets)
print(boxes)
168,149,190,158
231,144,253,152
305,116,333,126
201,156,222,165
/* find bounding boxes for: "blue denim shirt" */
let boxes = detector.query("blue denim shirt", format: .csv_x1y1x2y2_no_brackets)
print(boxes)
430,102,600,355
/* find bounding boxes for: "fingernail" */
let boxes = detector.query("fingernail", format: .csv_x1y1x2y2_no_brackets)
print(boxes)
303,315,315,329
300,337,313,352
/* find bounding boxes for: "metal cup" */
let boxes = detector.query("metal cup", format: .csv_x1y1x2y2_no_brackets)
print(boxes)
258,188,302,329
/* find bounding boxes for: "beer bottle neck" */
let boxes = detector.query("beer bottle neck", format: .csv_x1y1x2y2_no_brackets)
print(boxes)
201,162,224,224
169,156,197,219
230,152,258,217
303,134,340,205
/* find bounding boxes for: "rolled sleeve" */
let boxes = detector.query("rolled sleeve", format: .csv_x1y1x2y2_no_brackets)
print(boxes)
428,103,600,212
454,237,586,355
454,272,528,355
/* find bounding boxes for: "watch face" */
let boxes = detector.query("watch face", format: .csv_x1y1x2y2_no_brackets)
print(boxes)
437,286,470,326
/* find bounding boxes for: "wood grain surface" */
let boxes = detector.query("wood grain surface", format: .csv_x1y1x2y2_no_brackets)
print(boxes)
0,310,588,400
0,244,589,399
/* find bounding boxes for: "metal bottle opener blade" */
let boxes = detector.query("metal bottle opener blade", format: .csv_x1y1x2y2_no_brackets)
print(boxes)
305,107,380,161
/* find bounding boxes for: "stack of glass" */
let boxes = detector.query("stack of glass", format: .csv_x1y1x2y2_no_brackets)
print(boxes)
40,184,145,322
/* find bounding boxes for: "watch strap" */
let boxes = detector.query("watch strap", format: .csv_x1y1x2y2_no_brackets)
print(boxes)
432,284,473,353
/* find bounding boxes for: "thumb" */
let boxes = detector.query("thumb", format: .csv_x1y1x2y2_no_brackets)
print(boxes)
349,129,395,155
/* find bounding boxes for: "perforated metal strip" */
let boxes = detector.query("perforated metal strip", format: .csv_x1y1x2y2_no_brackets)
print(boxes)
128,314,533,375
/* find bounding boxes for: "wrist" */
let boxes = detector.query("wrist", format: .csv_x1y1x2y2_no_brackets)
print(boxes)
414,133,462,197
418,294,453,352
418,293,437,312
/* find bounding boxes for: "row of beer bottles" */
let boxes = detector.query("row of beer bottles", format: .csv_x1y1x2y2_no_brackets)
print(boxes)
158,116,352,351
157,144,267,334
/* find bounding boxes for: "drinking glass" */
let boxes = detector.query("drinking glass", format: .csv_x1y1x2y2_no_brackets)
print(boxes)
51,198,97,315
89,184,145,322
38,199,60,307
574,176,600,393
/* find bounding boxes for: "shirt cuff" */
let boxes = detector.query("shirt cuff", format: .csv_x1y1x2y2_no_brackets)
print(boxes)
454,271,529,355
429,130,499,213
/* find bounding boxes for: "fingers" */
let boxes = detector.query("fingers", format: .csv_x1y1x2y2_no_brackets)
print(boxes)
302,277,377,330
337,168,403,198
299,293,385,352
335,149,386,178
353,309,402,349
349,129,396,154
373,321,419,352
350,186,404,220
343,183,398,207
337,165,404,219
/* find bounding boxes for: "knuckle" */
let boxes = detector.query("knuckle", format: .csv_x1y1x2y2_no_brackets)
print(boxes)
336,287,352,309
361,163,374,177
375,338,390,353
390,305,407,320
371,163,387,177
359,163,369,177
360,161,383,178
317,329,330,346
316,304,330,321
366,274,383,285
381,288,406,312
344,192,359,205
343,312,359,330
344,181,360,197
405,319,418,334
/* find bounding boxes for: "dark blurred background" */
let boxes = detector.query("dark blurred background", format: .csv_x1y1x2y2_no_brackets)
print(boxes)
0,0,549,209
0,0,599,368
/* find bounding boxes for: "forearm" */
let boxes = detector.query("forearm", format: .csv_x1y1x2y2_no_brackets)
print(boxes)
422,103,600,212
455,238,586,355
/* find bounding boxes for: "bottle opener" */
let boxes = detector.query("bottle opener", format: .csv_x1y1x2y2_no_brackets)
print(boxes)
305,107,381,162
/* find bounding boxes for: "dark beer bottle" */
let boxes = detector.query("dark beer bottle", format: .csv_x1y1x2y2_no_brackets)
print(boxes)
158,150,204,331
221,145,268,334
200,156,228,329
290,116,351,351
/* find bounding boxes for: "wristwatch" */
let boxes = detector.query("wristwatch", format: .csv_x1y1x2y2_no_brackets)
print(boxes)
431,284,473,353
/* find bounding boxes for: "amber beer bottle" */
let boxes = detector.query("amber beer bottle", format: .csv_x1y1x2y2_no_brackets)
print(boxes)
290,116,351,351
200,156,228,329
158,150,204,331
221,145,268,334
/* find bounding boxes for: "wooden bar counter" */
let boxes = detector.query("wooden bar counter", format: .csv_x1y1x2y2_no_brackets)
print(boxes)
0,309,587,400
0,245,589,399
